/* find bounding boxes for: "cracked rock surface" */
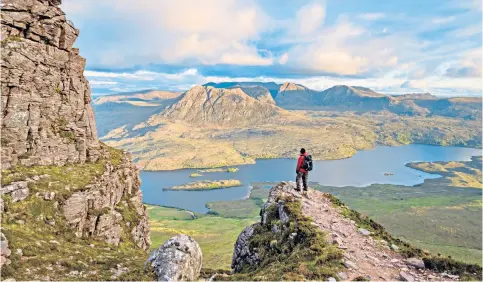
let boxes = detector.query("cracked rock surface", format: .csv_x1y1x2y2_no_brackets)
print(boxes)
1,0,100,170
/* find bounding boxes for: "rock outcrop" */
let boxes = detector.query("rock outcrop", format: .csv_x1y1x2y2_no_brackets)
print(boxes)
146,234,203,281
61,152,150,249
230,182,344,280
0,0,150,250
1,0,100,170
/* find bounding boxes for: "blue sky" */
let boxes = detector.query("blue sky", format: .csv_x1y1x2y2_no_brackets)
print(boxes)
62,0,482,96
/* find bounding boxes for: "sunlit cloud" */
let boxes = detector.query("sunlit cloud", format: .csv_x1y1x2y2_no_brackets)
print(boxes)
63,0,482,96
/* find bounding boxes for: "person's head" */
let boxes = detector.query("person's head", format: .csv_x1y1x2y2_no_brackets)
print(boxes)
300,148,306,154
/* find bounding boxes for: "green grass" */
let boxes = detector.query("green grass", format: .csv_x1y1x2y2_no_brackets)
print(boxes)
325,193,481,280
226,197,343,281
147,205,256,269
189,173,203,178
1,148,155,281
315,182,482,265
206,199,261,218
146,205,196,220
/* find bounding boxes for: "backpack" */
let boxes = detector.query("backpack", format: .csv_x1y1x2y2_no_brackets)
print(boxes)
302,155,313,171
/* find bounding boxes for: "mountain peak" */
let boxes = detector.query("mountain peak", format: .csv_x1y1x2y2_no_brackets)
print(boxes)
162,85,288,126
279,82,307,93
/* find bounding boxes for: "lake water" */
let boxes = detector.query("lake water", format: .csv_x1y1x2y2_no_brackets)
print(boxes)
140,144,481,213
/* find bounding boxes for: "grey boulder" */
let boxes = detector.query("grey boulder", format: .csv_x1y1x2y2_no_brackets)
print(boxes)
146,234,202,281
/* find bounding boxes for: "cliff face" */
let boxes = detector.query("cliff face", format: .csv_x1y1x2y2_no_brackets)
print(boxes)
1,0,99,170
1,1,151,279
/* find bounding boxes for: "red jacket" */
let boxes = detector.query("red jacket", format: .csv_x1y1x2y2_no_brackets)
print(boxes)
296,152,308,174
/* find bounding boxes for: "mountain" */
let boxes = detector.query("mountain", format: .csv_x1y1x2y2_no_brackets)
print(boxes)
160,85,295,126
203,81,481,120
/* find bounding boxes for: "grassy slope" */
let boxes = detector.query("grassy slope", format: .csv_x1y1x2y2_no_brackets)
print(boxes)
147,205,256,269
1,147,155,281
314,178,482,265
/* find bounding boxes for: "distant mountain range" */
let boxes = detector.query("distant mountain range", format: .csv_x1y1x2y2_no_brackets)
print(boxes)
93,82,481,137
203,81,482,120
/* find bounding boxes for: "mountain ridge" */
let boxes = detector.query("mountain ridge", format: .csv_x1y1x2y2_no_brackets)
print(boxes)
202,82,481,119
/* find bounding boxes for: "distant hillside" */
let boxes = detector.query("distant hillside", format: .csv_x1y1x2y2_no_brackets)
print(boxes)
93,90,182,105
93,90,182,137
160,85,296,126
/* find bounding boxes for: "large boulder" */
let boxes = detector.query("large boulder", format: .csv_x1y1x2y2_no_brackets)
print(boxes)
146,234,202,281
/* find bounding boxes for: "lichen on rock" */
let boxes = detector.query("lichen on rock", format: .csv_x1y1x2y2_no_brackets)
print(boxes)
146,234,203,281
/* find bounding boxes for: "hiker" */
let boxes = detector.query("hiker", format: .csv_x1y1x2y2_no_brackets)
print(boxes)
296,148,312,194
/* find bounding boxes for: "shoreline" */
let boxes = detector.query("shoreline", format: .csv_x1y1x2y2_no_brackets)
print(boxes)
139,143,482,172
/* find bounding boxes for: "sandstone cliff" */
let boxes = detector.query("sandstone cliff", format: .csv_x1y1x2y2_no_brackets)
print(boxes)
1,0,151,280
1,0,100,170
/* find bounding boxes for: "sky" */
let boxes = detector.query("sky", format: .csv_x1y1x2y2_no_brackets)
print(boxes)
62,0,482,96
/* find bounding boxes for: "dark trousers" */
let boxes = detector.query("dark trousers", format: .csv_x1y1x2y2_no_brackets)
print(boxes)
296,172,308,191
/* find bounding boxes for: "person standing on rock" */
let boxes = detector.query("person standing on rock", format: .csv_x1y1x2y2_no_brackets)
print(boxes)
296,148,312,195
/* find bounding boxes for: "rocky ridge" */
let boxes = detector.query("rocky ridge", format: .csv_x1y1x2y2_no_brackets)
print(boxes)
230,182,480,281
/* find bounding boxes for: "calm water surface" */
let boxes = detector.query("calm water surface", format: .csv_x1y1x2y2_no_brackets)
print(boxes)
140,145,481,213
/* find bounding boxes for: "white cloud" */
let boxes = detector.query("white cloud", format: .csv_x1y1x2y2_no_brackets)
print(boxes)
455,24,482,38
278,53,289,65
85,68,199,81
64,0,273,67
89,80,118,85
431,16,456,24
358,13,386,21
444,48,482,78
283,19,404,75
295,1,326,35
